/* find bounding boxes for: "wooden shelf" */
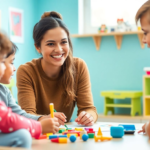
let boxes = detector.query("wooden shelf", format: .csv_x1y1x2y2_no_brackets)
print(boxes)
71,31,144,50
106,104,132,108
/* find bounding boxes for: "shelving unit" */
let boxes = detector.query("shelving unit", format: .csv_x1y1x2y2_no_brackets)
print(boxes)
143,75,150,116
72,31,144,50
101,91,142,116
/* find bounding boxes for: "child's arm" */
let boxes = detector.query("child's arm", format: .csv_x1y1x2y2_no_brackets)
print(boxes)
5,86,41,120
0,101,42,139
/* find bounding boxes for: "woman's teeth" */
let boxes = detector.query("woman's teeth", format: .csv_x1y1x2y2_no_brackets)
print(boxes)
52,54,63,58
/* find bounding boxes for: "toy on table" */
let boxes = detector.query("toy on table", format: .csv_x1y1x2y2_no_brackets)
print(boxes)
94,127,112,142
38,134,47,140
62,131,80,136
119,124,135,134
82,134,89,141
59,128,66,133
51,138,67,143
75,128,84,131
49,135,67,140
110,126,124,138
80,130,87,139
69,135,77,142
98,24,107,33
67,134,78,138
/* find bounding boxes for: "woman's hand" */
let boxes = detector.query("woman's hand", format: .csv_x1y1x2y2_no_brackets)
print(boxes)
75,111,94,126
40,118,59,134
38,112,66,126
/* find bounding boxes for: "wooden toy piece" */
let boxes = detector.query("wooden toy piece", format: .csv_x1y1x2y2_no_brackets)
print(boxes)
49,103,54,118
69,135,77,142
94,135,112,142
80,130,87,139
67,133,78,138
37,134,47,140
82,134,89,141
97,127,102,136
75,128,83,131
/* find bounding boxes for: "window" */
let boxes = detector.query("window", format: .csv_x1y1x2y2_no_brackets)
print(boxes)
78,0,147,34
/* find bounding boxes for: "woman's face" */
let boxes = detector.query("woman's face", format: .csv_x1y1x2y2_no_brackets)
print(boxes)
36,27,70,67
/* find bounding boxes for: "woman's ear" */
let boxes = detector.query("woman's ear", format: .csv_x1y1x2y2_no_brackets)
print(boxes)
34,44,41,54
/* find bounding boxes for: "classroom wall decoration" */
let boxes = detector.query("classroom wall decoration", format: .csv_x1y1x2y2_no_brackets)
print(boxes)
9,7,24,43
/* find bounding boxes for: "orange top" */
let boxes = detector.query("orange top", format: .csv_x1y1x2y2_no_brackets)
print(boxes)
16,57,98,122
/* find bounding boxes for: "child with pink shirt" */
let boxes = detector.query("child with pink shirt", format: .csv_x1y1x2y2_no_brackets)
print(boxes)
0,33,59,149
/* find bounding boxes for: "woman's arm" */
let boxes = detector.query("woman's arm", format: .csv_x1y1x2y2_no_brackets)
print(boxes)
75,59,98,125
17,65,37,114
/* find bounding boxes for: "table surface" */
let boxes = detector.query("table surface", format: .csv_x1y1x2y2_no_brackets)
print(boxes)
0,122,150,150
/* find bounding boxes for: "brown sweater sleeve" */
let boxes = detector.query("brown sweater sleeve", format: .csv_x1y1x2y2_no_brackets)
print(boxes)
16,65,37,115
76,59,98,122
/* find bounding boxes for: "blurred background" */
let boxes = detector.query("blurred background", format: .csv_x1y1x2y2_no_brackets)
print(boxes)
0,0,149,122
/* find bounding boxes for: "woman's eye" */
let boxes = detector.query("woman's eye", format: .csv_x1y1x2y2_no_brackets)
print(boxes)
48,43,54,46
62,41,67,44
144,32,147,36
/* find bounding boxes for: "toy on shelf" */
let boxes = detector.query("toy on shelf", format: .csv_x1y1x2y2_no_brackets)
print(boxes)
82,134,89,141
69,135,77,142
144,67,150,75
98,24,107,33
94,127,112,142
110,126,124,138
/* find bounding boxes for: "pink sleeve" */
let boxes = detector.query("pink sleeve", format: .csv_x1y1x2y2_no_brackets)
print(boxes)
0,101,42,139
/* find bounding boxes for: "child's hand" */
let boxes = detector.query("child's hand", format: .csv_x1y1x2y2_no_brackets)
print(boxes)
39,118,59,134
54,112,67,125
38,112,66,126
75,111,94,126
138,123,146,133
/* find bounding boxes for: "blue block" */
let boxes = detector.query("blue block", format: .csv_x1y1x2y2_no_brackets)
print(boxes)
49,135,67,139
119,124,135,130
110,126,124,138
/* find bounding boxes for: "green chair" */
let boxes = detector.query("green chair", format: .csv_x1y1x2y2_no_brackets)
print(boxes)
101,91,143,116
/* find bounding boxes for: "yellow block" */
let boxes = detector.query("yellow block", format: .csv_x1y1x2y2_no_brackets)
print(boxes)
67,133,78,138
75,128,83,131
97,127,102,136
46,133,53,137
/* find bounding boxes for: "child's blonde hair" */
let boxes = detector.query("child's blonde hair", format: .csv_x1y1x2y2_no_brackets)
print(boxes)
135,1,150,24
0,32,12,55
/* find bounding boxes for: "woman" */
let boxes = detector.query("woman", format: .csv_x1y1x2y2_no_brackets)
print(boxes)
17,11,98,126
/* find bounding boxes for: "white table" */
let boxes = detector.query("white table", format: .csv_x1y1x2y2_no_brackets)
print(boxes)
31,122,150,150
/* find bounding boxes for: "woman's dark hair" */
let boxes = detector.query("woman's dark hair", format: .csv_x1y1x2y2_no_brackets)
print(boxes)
33,11,76,106
6,42,18,58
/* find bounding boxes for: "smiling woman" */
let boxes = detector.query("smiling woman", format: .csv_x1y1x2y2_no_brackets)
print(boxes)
16,11,98,126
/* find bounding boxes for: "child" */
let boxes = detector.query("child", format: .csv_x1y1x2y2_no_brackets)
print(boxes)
136,0,150,138
0,33,59,149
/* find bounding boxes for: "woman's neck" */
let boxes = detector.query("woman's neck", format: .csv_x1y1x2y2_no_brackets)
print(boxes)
41,58,61,79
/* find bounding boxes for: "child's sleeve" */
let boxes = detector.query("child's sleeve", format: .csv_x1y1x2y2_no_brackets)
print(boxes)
0,101,42,139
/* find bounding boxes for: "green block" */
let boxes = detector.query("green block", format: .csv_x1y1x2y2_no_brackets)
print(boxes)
59,129,65,133
88,133,95,138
